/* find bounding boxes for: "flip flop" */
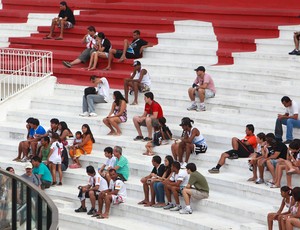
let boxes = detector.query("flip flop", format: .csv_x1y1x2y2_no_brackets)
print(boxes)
97,214,108,219
43,36,52,39
55,37,63,40
138,200,147,205
130,102,138,105
270,184,280,188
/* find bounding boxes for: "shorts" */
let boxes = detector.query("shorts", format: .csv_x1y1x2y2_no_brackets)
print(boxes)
112,195,124,205
191,189,209,200
119,115,127,123
78,48,96,63
78,190,98,201
139,84,150,92
113,50,139,59
269,159,278,168
226,140,252,158
49,156,61,165
139,118,159,127
195,89,215,99
41,180,51,189
58,21,74,29
194,143,207,154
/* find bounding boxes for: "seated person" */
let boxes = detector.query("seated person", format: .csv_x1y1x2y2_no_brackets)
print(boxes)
179,163,209,214
104,30,152,70
138,155,165,207
21,162,41,188
110,146,129,181
133,92,164,141
87,32,111,71
31,156,52,190
208,124,257,174
75,166,108,215
172,117,207,168
285,187,300,229
42,118,60,138
256,133,287,185
98,147,116,181
43,1,75,40
289,31,300,55
39,136,51,164
69,131,84,155
163,161,189,211
144,124,162,156
95,168,127,219
124,60,151,105
158,117,172,144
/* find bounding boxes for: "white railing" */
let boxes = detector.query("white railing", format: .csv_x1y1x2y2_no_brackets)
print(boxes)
0,48,53,101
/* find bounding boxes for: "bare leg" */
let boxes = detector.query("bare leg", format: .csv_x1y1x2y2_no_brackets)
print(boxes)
103,117,115,134
133,116,143,137
119,39,129,62
217,152,230,166
145,117,153,138
104,49,117,70
132,81,139,104
188,87,196,101
197,88,205,103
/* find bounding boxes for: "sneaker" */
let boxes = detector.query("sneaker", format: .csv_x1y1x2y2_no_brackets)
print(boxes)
21,156,28,162
289,49,298,55
187,104,197,111
143,137,153,142
228,153,239,159
75,206,87,213
79,111,89,117
208,167,219,174
255,178,264,184
181,162,187,169
163,203,175,210
170,205,182,211
87,208,97,215
196,105,206,112
89,112,97,117
62,61,72,68
133,135,143,141
179,207,193,214
283,140,292,144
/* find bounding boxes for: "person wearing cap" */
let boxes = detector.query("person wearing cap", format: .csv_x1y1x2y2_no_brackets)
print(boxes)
124,60,151,105
187,66,216,112
172,117,207,168
80,75,110,117
208,124,257,174
21,162,41,188
43,1,75,40
133,92,164,141
62,26,97,68
104,30,152,70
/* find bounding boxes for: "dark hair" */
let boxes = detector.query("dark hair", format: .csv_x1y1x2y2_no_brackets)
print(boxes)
266,136,277,148
113,91,127,106
180,117,194,128
42,136,50,143
31,118,40,126
6,167,14,172
256,132,266,141
86,165,95,174
90,75,97,81
144,92,154,100
172,161,181,170
60,1,67,6
281,96,291,103
246,124,254,133
292,187,300,201
133,30,140,35
97,32,105,39
32,156,41,163
109,168,116,173
281,186,292,194
87,26,96,32
26,117,34,124
82,124,95,143
186,163,197,172
164,155,174,177
104,147,113,154
158,117,166,126
114,146,122,155
75,131,82,137
50,118,59,124
152,155,162,164
51,132,60,140
59,121,72,136
266,133,276,139
289,140,300,150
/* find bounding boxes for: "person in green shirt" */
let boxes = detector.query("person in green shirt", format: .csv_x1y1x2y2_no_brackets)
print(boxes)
39,136,51,164
179,162,209,214
112,146,129,181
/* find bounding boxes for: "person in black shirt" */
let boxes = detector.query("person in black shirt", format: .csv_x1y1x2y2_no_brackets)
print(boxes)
104,30,152,70
138,155,165,207
87,32,112,70
43,1,75,40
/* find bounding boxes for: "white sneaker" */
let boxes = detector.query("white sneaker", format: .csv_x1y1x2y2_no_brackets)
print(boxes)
187,104,197,111
179,207,193,214
180,162,187,169
89,112,97,117
79,112,89,117
196,105,206,112
21,156,28,162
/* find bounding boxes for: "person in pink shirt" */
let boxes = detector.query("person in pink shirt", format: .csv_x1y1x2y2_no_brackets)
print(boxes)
187,66,216,112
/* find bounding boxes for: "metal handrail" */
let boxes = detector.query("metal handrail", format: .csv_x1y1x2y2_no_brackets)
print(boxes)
0,168,59,230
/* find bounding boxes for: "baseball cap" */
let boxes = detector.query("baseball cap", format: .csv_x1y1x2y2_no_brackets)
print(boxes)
133,60,141,67
179,117,192,126
24,162,32,169
194,66,205,72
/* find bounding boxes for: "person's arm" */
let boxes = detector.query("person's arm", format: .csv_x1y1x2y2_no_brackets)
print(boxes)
110,101,126,118
59,130,69,142
275,199,286,216
269,151,280,159
185,183,191,189
137,69,147,83
47,147,54,164
139,43,153,54
77,134,91,148
183,128,199,143
106,102,115,117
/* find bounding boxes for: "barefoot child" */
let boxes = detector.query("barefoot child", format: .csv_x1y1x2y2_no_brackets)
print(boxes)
70,131,84,154
143,124,162,156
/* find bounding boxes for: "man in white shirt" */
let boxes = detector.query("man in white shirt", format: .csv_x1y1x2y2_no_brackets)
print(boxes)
124,60,151,105
80,76,110,117
275,96,300,144
75,166,108,215
62,26,97,68
96,168,127,219
163,161,190,211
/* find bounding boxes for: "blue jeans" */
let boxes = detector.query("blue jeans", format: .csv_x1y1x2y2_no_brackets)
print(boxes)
153,182,165,203
275,118,300,141
82,94,106,113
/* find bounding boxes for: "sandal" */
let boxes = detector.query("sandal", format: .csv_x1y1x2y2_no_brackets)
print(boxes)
270,184,280,188
130,102,138,105
43,36,52,39
55,37,63,40
138,200,147,205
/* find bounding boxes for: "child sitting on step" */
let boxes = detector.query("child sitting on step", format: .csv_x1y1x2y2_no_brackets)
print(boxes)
158,117,172,145
98,147,116,182
143,124,162,156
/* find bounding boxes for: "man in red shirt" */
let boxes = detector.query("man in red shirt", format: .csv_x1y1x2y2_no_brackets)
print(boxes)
133,92,163,141
208,124,257,174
